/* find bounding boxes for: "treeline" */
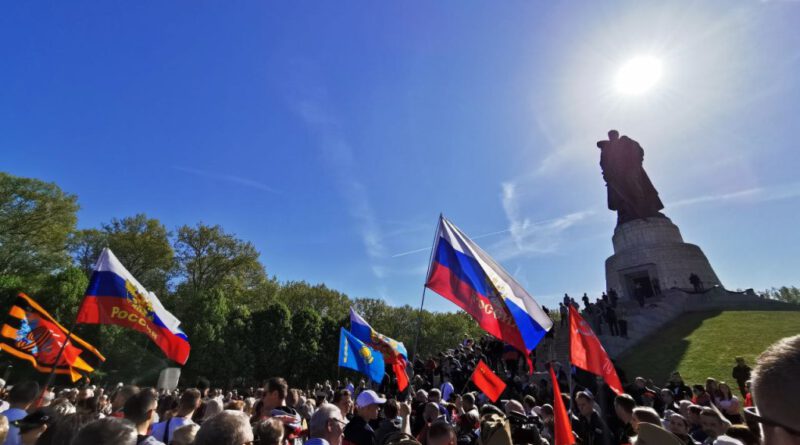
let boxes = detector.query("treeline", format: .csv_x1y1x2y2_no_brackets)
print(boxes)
0,172,483,387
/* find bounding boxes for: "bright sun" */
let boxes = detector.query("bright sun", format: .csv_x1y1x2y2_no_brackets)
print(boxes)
615,56,663,95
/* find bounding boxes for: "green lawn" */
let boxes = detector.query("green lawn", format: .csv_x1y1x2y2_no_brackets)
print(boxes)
617,310,800,386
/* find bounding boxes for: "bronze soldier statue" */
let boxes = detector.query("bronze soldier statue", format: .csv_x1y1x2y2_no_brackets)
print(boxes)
597,130,665,225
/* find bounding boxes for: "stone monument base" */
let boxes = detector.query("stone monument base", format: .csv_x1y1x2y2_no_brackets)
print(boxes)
605,217,721,301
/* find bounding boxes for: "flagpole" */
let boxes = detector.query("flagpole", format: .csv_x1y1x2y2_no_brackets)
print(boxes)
35,314,80,407
411,214,442,362
567,306,574,429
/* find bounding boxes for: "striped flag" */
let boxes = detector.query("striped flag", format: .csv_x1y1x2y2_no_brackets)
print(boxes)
1,293,105,382
426,215,553,361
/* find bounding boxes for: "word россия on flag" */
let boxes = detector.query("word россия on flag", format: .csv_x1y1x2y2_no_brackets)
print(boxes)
425,215,553,359
338,328,385,383
76,248,190,365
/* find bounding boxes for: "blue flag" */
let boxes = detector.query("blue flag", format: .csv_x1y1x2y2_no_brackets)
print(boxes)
338,328,385,383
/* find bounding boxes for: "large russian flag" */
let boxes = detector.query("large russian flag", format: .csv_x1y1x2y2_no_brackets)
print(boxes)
425,215,552,357
77,248,190,365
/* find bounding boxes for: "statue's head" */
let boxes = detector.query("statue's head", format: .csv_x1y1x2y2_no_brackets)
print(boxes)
597,129,620,149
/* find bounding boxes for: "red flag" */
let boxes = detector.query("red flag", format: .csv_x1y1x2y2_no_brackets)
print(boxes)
470,360,506,402
388,355,409,392
548,365,575,445
569,306,623,395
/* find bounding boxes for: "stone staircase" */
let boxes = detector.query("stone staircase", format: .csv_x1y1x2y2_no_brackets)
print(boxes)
533,287,797,365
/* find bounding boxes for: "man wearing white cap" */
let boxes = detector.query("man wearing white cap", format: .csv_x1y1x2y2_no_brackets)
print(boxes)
344,390,386,445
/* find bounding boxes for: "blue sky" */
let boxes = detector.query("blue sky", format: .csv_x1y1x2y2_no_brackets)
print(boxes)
3,1,799,312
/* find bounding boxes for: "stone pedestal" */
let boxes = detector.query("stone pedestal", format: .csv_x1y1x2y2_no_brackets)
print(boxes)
605,217,721,300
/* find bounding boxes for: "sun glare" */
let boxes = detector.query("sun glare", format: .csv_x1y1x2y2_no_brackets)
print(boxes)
615,56,663,95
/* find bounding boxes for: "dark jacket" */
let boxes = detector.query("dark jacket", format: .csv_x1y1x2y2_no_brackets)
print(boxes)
345,415,377,445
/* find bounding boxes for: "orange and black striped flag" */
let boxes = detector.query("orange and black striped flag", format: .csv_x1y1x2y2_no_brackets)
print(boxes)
1,293,105,382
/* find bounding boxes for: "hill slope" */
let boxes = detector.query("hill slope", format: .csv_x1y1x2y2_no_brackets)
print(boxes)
617,310,800,386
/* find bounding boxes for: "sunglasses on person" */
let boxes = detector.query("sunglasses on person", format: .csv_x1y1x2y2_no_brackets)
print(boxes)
743,406,800,436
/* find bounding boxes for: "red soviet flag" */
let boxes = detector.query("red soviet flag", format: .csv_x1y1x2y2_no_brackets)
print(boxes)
569,306,624,395
470,360,506,402
548,365,575,445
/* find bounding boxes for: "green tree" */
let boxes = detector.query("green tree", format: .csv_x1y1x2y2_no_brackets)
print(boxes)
765,286,800,304
275,281,350,320
286,308,322,386
38,266,89,322
251,302,292,383
174,224,264,295
0,172,78,277
69,214,174,293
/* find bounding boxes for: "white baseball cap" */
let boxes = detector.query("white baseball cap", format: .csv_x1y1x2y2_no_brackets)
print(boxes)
356,390,386,408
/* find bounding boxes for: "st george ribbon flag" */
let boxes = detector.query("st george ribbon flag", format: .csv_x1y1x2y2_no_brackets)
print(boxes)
548,364,576,445
77,248,190,365
470,360,506,402
338,328,385,383
569,306,623,395
350,308,409,391
1,293,105,382
425,215,553,360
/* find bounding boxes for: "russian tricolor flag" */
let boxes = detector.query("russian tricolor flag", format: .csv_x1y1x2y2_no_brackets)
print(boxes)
425,215,552,358
77,248,190,365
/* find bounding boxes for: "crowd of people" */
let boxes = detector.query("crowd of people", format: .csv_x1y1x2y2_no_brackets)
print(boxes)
0,333,798,445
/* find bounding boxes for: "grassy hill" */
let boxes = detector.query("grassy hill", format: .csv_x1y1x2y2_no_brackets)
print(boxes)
617,310,800,386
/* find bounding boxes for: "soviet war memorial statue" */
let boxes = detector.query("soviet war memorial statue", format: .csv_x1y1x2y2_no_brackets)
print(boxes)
597,130,665,225
600,130,722,303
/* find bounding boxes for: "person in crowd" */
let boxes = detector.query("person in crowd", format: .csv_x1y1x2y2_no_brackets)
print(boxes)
631,407,661,434
691,386,711,407
415,403,443,445
574,391,613,445
151,388,200,444
686,405,707,443
659,388,680,417
714,383,741,424
731,358,751,397
439,377,454,404
170,423,200,445
750,334,800,445
454,411,478,445
307,403,346,445
344,390,385,445
123,388,162,445
193,410,253,445
13,407,55,445
626,377,649,405
333,390,353,421
699,408,729,444
1,381,39,445
426,420,456,445
614,394,636,444
375,400,402,445
459,394,478,420
666,372,692,401
110,385,140,419
253,418,284,445
254,377,301,440
71,417,138,445
667,413,698,445
559,303,568,327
